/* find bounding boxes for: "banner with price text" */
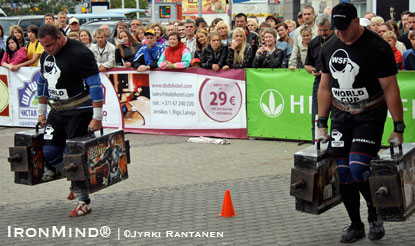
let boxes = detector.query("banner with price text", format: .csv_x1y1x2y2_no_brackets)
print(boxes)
101,68,247,138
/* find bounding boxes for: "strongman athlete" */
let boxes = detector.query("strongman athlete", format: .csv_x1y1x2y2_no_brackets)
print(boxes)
37,25,104,217
317,3,405,243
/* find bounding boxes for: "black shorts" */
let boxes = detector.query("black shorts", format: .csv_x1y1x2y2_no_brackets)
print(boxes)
328,104,387,158
43,110,92,148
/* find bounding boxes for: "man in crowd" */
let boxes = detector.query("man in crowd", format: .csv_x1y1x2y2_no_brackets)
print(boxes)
399,12,415,49
304,13,333,142
37,24,103,217
399,11,411,35
44,13,54,25
58,11,70,35
129,19,142,35
293,5,318,49
318,3,404,243
90,29,116,72
183,19,197,57
177,22,187,39
69,17,80,33
230,13,259,53
403,32,415,70
364,11,376,21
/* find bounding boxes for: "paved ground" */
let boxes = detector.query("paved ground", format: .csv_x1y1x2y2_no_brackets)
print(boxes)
0,127,414,245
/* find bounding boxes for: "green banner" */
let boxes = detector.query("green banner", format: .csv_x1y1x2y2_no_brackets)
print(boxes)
246,69,415,145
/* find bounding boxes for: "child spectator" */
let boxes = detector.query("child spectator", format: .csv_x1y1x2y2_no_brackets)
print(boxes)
383,31,403,70
12,25,44,71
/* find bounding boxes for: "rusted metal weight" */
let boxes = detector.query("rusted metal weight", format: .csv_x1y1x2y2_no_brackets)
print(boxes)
369,143,415,221
290,140,342,214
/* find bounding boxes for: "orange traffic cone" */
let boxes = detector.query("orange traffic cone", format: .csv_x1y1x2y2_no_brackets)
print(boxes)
219,189,237,217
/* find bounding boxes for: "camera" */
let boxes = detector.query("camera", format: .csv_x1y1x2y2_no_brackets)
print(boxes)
120,39,125,44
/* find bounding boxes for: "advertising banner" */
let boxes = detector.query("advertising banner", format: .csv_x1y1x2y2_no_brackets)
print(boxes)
246,69,415,145
102,68,247,138
8,67,41,127
0,67,12,126
182,0,226,14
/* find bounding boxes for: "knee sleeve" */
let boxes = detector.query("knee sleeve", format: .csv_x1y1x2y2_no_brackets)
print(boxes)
349,152,372,182
336,158,354,184
42,145,64,166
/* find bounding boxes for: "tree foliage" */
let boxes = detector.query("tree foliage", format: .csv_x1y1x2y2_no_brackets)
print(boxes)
111,0,149,17
0,0,76,16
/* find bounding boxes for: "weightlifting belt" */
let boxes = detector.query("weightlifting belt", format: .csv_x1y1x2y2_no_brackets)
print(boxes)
332,95,385,114
48,92,91,112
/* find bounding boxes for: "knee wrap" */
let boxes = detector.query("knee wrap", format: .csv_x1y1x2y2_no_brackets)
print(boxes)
42,145,64,166
349,152,372,182
336,158,354,184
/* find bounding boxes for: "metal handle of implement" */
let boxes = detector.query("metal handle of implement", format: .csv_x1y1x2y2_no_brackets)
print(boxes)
88,128,104,137
375,186,389,197
63,163,77,172
7,154,22,163
291,178,305,190
389,143,403,156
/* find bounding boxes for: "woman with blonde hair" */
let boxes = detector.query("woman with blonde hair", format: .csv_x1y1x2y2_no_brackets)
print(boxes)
215,21,230,46
223,27,253,70
194,29,209,59
370,16,384,34
288,25,312,70
247,19,258,33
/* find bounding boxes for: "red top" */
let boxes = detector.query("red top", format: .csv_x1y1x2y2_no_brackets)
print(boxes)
164,42,187,64
393,46,403,70
1,47,28,65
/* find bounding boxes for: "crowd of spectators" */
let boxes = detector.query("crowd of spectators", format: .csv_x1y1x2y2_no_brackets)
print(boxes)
0,7,414,72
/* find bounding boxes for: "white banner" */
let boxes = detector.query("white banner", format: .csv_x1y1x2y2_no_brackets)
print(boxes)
102,68,247,138
3,67,247,138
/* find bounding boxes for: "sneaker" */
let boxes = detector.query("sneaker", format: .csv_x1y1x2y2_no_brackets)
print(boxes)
69,201,92,217
42,168,55,182
368,221,385,241
340,225,365,243
67,191,79,200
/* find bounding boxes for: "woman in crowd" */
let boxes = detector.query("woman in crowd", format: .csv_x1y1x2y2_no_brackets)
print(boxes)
215,21,230,46
116,29,142,68
370,16,384,34
79,29,93,48
284,19,297,36
265,15,278,29
276,23,294,68
158,32,191,69
247,20,258,33
288,25,312,70
134,26,146,43
224,27,253,70
11,26,27,47
210,18,223,32
1,36,27,70
109,21,128,44
200,32,228,71
253,28,284,68
194,29,209,59
152,23,167,45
